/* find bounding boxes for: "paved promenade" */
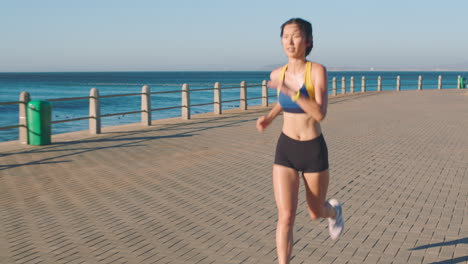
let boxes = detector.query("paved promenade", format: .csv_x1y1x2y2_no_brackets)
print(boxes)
1,89,467,264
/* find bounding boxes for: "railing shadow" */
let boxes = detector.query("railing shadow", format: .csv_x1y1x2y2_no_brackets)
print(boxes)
410,238,467,264
0,110,262,171
0,134,194,171
328,91,381,105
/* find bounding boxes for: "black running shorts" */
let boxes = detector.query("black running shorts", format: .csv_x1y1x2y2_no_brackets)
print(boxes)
274,132,329,173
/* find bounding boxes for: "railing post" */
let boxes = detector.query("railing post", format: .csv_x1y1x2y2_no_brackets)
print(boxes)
350,76,355,93
141,85,151,126
262,80,268,107
89,88,101,134
19,91,30,144
341,77,346,95
397,76,401,91
438,75,442,90
361,76,366,92
332,77,337,96
377,76,382,92
240,81,247,110
214,82,222,115
418,75,422,90
182,83,190,120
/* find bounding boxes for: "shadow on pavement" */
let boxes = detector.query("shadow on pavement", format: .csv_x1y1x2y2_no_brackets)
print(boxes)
0,111,260,171
428,256,468,264
410,238,467,264
411,238,467,250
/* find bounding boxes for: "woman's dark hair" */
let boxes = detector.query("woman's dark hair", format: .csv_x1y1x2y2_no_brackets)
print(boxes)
280,18,313,56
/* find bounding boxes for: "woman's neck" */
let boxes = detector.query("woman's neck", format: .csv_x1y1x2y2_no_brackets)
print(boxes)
287,58,307,75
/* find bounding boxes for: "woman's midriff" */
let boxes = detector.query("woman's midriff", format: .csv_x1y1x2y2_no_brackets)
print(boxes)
282,112,322,141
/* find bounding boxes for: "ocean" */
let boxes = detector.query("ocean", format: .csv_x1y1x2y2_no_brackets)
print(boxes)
0,71,465,143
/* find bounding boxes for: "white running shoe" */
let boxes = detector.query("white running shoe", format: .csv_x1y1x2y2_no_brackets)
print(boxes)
328,199,344,240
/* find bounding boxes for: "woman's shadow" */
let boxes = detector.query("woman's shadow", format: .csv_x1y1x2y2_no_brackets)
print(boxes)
410,237,467,264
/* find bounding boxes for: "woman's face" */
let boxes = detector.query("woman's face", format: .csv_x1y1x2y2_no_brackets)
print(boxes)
281,23,307,59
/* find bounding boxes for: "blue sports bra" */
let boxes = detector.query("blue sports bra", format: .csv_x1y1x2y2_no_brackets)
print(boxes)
278,61,315,113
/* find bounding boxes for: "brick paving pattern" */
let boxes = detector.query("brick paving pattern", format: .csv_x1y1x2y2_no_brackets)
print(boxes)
0,89,467,264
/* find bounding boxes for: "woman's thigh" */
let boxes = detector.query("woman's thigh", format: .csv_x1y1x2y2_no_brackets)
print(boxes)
273,164,300,221
302,170,329,218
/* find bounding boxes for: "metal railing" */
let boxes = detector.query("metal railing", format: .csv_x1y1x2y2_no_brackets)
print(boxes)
329,74,462,95
0,80,274,144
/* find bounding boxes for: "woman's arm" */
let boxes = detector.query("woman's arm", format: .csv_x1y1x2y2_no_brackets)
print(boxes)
256,69,284,132
266,103,283,120
290,63,328,121
256,103,282,132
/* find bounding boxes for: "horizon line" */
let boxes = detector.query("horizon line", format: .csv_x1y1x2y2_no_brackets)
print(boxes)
2,69,468,74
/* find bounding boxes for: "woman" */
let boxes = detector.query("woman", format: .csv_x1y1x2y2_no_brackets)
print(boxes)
256,18,344,263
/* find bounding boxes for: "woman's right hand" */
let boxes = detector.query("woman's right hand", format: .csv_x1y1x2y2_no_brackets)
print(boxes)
256,115,271,132
268,80,297,97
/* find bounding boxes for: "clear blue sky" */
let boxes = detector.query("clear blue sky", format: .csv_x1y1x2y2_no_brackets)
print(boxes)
1,0,467,72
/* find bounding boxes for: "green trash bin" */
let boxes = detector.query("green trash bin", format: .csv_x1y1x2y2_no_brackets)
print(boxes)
27,100,52,145
461,77,466,89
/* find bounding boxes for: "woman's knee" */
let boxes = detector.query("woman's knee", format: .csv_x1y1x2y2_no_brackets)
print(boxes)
278,210,296,226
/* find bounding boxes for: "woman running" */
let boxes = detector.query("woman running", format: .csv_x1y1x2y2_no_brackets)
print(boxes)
256,18,344,264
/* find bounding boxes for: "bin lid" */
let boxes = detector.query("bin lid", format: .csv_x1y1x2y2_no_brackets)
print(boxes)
28,100,51,110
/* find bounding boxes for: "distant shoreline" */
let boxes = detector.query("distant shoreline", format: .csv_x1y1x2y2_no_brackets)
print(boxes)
1,69,468,74
327,68,468,72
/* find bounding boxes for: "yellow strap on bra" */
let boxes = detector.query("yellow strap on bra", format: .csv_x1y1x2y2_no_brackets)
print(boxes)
277,65,288,96
277,62,314,99
305,61,315,100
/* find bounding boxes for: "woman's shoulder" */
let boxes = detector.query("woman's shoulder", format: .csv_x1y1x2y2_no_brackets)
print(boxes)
309,61,327,73
270,65,287,80
308,61,327,80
